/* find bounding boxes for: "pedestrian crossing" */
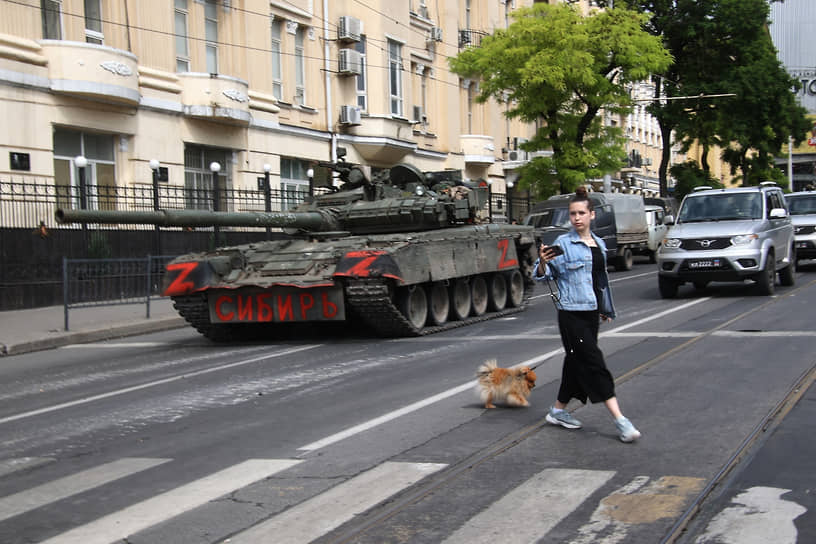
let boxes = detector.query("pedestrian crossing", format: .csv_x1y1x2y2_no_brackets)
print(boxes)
0,455,806,543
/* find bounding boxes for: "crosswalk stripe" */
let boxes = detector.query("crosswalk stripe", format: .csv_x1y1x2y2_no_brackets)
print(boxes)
441,468,616,544
0,458,170,523
224,461,448,544
39,458,301,544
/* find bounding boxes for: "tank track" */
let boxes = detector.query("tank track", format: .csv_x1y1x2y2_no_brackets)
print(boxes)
171,293,263,342
344,278,529,337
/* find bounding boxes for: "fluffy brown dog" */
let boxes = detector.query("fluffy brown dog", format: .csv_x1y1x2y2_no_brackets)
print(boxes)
476,360,537,409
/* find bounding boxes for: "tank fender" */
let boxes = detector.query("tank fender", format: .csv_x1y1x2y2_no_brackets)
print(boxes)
162,260,214,296
334,250,404,282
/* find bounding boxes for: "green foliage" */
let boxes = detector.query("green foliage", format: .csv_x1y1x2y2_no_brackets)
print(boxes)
669,161,723,201
449,3,671,198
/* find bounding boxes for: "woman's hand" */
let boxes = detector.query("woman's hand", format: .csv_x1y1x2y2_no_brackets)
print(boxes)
538,244,559,263
600,314,612,323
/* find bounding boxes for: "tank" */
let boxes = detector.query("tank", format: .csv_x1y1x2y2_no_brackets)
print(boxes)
56,160,537,339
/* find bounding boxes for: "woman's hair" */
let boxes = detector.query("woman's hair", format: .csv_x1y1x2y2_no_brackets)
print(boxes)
570,186,594,211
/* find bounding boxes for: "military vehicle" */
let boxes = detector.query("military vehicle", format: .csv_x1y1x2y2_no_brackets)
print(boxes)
56,157,537,339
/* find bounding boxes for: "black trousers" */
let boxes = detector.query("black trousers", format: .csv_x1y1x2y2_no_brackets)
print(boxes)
556,309,616,405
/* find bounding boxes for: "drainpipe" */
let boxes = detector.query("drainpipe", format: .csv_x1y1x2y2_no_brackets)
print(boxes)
324,0,336,162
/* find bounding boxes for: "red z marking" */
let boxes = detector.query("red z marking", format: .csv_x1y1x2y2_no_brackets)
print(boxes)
497,239,518,269
343,256,380,277
164,262,199,295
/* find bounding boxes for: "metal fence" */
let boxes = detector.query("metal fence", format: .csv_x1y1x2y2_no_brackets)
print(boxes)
62,255,178,330
0,177,321,230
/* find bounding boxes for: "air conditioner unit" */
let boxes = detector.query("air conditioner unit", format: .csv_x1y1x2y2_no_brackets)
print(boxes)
508,150,528,162
338,16,362,42
412,105,424,122
339,105,362,125
338,49,363,76
429,26,443,42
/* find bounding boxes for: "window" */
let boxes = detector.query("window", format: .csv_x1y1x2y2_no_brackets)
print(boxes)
270,18,283,100
174,0,190,72
84,0,103,44
41,0,62,40
205,0,218,74
53,128,116,211
388,40,403,116
183,145,231,211
280,158,310,210
294,25,305,105
355,36,367,111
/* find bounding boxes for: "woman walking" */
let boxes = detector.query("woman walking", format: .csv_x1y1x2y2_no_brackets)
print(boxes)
534,187,641,442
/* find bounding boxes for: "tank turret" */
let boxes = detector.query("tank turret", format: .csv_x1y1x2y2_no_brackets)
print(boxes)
55,160,537,338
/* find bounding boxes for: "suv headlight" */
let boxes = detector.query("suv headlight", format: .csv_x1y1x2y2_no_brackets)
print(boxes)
663,238,682,249
731,234,759,245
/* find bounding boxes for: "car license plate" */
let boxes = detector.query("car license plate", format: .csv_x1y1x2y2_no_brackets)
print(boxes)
208,286,345,323
688,259,721,269
796,241,809,249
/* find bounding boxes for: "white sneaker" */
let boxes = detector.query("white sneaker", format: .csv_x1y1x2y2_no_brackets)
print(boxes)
615,417,641,442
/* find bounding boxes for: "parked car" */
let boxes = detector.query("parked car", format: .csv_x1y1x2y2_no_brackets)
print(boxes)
645,204,668,263
657,183,795,298
785,190,816,263
523,192,650,271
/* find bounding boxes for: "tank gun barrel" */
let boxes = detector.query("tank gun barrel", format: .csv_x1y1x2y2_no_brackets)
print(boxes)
55,208,338,230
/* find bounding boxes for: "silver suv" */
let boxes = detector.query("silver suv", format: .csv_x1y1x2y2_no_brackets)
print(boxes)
657,183,795,298
785,190,816,264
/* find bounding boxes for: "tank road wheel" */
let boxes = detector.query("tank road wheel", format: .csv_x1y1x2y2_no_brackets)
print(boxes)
449,278,471,320
470,275,489,316
506,270,524,308
487,273,508,311
398,286,428,331
427,282,450,325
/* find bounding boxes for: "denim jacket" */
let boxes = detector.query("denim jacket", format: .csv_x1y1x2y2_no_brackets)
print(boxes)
533,230,617,318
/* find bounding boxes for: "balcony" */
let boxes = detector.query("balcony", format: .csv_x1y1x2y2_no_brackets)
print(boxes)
342,114,417,164
39,41,139,105
178,73,252,125
458,29,488,49
460,135,496,166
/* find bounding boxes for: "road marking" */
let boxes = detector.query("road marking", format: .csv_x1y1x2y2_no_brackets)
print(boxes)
0,458,170,523
223,461,447,544
694,487,806,544
570,475,705,544
0,345,319,426
713,330,816,337
40,459,301,544
441,469,615,544
0,456,54,478
605,297,710,333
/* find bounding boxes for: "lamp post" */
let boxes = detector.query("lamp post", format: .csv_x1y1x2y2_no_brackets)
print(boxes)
307,167,315,198
486,179,493,223
75,155,88,245
210,161,221,245
507,180,514,223
149,159,162,255
263,163,272,239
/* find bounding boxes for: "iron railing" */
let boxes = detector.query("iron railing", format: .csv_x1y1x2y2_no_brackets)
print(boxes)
0,177,324,230
62,255,178,330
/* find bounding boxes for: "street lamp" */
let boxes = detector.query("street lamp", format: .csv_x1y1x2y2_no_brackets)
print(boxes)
486,179,493,223
74,155,88,210
149,159,162,255
507,180,514,223
210,162,221,243
307,167,314,197
263,163,272,238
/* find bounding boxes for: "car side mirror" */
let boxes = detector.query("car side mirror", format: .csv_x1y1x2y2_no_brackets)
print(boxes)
769,208,787,219
664,215,675,225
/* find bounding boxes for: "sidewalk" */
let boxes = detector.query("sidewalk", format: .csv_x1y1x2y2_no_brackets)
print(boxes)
0,299,186,357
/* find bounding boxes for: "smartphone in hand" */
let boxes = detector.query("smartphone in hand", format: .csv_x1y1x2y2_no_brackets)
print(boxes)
548,245,564,256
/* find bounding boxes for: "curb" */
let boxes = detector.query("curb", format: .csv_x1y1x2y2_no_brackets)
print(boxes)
0,317,187,357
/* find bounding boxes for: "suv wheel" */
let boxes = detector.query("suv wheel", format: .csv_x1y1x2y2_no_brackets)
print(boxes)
778,246,796,287
658,276,679,299
755,251,776,296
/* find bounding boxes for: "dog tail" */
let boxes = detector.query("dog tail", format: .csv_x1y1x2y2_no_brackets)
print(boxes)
476,359,498,377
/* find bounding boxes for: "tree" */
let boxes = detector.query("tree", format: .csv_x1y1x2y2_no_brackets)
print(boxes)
449,3,671,198
600,0,809,193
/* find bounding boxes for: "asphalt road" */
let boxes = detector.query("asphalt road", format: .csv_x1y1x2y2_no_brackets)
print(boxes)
0,260,814,544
